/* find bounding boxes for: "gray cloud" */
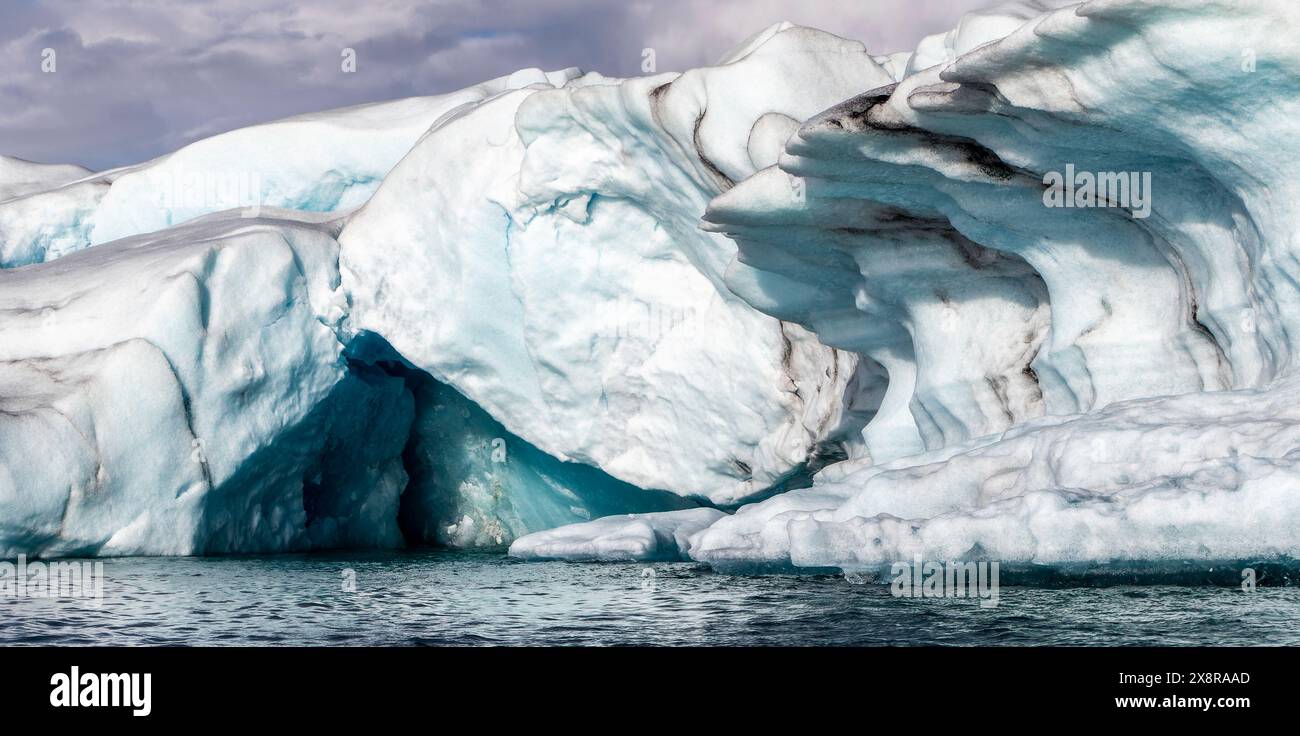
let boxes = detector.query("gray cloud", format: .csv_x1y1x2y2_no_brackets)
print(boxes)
0,0,992,170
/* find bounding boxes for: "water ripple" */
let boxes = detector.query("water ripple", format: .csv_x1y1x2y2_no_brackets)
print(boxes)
3,549,1298,646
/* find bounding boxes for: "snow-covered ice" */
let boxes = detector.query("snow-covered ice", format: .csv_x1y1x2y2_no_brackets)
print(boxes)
0,155,92,203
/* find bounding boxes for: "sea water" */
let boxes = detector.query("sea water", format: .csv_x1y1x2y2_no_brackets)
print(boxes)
3,549,1298,646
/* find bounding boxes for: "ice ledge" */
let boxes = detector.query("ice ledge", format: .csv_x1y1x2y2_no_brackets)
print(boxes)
509,508,726,562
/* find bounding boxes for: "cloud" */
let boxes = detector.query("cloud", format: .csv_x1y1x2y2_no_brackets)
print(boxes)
0,0,992,170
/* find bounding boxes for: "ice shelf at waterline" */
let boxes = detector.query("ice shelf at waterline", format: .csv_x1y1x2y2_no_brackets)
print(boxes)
4,0,1300,571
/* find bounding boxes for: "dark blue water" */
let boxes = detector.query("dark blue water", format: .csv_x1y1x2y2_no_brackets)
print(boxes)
4,549,1298,646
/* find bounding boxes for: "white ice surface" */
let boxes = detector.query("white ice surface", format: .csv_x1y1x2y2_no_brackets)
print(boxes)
340,25,891,505
692,378,1300,570
509,508,725,562
0,209,411,556
0,156,92,203
0,69,581,268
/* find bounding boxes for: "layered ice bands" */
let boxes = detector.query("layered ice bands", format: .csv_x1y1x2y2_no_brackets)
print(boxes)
0,69,582,268
704,159,1051,463
340,25,893,505
883,0,1300,397
687,0,1300,570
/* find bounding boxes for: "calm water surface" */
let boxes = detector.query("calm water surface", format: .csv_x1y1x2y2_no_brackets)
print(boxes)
4,549,1298,646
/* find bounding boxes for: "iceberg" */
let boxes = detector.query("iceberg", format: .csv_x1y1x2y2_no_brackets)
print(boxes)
688,0,1300,570
3,0,1300,571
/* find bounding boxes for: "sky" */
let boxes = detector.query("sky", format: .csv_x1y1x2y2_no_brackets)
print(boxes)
0,0,993,171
